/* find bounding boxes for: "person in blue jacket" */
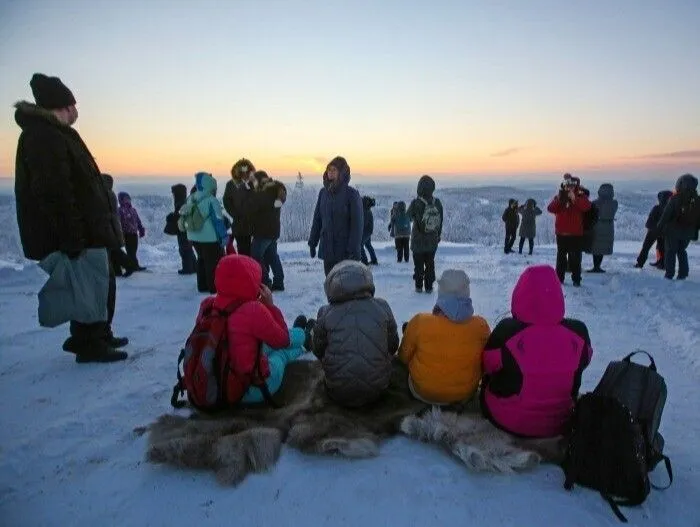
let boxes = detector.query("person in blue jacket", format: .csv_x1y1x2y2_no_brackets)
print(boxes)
308,156,364,276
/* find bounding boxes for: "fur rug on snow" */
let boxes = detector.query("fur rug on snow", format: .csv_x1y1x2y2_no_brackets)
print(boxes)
143,360,562,485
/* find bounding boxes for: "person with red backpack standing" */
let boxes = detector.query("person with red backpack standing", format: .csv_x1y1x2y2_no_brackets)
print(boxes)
172,254,314,411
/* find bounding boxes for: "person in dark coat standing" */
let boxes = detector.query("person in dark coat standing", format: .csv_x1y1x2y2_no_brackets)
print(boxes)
13,73,127,363
103,174,136,277
248,170,287,291
223,159,256,256
635,190,673,269
360,196,378,265
407,175,444,293
518,198,542,255
308,156,364,276
587,183,618,273
502,199,520,254
547,175,592,287
657,174,700,280
165,184,197,274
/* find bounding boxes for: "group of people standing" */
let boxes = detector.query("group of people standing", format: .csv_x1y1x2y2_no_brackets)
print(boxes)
11,72,700,366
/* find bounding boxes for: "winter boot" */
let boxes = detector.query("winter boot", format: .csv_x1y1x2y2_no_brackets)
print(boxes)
74,340,128,363
106,335,129,348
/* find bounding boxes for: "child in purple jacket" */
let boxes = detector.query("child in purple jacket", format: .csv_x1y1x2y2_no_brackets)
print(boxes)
118,192,146,272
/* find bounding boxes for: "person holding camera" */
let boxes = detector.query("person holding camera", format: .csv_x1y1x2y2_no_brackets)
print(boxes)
547,175,592,287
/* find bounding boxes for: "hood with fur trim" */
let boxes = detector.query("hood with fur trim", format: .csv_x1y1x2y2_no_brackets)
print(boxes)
14,101,67,130
231,159,256,182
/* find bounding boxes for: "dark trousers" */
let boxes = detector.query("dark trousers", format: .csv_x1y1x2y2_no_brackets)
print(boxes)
413,250,436,290
592,254,604,269
664,237,690,279
360,236,378,264
177,232,197,273
124,233,140,267
252,238,284,287
193,242,224,293
395,238,410,262
519,237,534,255
110,248,135,276
637,230,664,266
504,229,517,253
235,235,252,257
556,235,583,284
70,256,116,343
323,259,341,276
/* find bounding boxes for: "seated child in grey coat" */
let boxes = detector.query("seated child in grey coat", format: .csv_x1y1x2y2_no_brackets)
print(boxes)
312,260,399,407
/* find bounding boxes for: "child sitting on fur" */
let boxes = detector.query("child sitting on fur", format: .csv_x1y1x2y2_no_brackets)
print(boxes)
480,265,593,438
399,269,490,405
197,254,314,405
312,260,399,407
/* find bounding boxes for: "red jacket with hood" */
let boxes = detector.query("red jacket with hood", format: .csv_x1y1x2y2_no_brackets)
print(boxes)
197,255,290,399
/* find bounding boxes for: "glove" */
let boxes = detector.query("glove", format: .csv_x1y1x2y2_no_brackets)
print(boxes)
274,199,283,208
310,246,316,258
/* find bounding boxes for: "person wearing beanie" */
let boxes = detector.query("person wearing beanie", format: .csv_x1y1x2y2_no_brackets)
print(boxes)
308,156,364,276
165,184,198,275
502,198,520,254
223,159,256,256
13,73,128,363
117,192,147,272
399,269,490,405
407,175,444,292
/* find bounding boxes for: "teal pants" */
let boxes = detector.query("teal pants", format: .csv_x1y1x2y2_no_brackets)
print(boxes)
240,328,306,403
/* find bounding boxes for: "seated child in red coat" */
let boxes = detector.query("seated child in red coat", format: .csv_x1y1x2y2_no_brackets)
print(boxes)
200,254,312,404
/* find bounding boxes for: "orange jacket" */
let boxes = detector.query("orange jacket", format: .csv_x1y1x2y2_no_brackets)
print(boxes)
398,313,490,403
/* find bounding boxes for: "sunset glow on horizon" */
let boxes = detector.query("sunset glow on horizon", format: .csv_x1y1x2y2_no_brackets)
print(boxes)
1,0,698,181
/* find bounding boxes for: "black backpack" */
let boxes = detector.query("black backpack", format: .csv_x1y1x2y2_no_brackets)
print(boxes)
562,351,673,523
677,191,700,229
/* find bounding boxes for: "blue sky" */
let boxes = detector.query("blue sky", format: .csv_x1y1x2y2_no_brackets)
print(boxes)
0,0,698,180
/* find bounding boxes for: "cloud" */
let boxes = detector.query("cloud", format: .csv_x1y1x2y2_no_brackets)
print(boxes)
491,147,524,158
635,149,700,160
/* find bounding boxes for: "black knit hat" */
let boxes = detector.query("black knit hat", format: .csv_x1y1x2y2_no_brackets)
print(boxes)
30,73,76,110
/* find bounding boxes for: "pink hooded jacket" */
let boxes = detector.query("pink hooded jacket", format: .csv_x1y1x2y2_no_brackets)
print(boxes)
481,265,593,438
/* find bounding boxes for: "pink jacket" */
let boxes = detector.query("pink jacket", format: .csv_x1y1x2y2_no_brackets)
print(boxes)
481,265,593,438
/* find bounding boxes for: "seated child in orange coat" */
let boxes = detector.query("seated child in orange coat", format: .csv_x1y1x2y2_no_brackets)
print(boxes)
398,269,490,405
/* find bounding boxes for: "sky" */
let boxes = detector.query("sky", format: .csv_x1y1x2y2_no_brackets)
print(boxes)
0,0,699,182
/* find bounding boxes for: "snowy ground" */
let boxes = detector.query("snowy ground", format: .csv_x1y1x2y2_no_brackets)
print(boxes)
1,241,699,527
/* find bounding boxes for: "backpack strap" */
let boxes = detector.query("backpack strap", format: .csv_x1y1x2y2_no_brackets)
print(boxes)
651,455,673,490
622,350,657,371
601,493,631,523
253,345,281,409
170,349,187,409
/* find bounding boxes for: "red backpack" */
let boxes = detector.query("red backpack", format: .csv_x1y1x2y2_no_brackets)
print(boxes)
170,299,278,412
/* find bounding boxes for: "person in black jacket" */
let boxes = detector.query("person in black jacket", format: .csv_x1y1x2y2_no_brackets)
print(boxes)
103,173,137,277
502,199,519,254
248,170,287,291
223,159,255,256
13,74,128,363
360,196,378,265
635,190,673,269
165,184,198,274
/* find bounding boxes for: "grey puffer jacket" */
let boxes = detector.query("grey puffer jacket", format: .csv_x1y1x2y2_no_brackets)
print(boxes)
518,199,542,239
589,183,618,255
313,261,399,407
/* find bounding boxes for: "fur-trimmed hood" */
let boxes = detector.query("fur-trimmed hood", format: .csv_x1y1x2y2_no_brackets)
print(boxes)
14,101,67,130
231,159,256,182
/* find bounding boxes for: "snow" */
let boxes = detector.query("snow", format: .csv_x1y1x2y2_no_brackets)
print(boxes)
1,236,700,527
